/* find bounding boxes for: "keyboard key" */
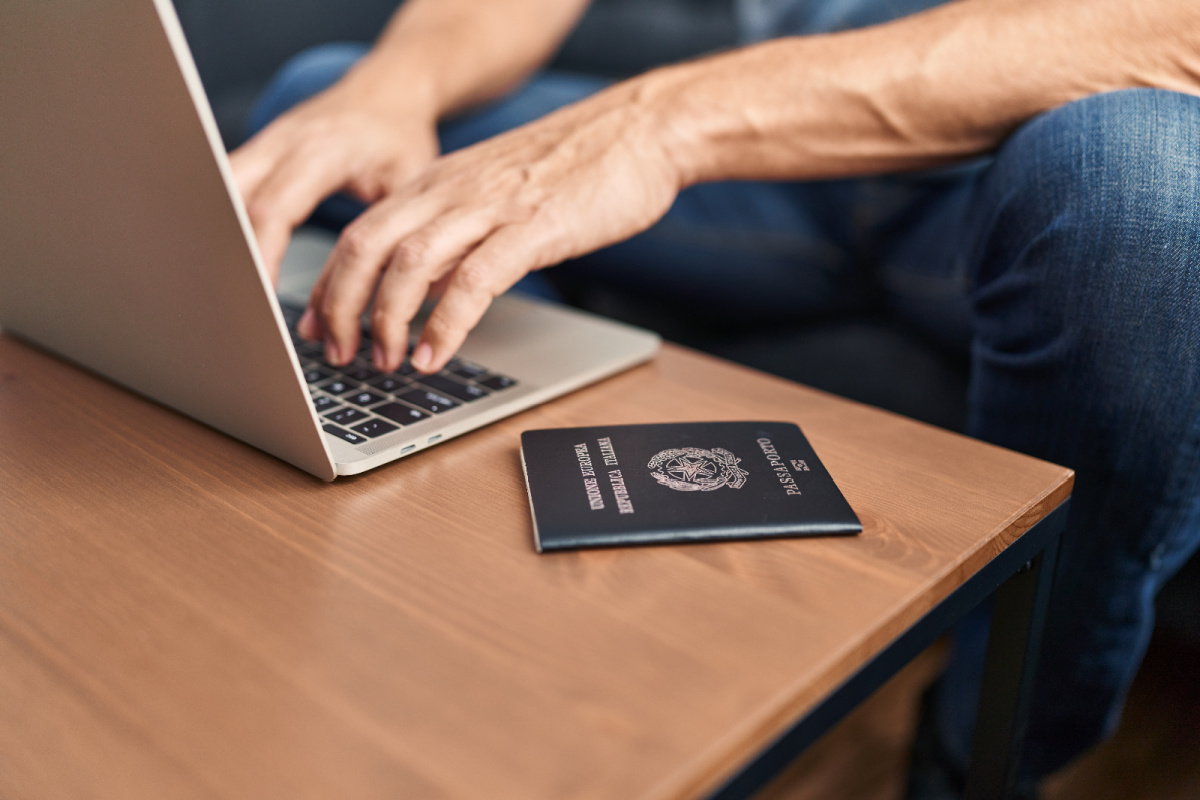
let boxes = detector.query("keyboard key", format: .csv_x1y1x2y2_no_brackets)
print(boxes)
304,367,332,384
373,402,430,426
417,373,490,402
318,379,357,396
324,407,368,425
295,341,325,359
357,334,396,355
367,375,411,394
280,304,303,326
344,390,387,408
397,388,459,414
350,418,399,438
478,374,517,391
322,424,368,445
343,364,380,382
311,395,339,412
448,361,489,380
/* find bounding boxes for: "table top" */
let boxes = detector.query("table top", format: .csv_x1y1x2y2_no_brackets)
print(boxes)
0,334,1073,800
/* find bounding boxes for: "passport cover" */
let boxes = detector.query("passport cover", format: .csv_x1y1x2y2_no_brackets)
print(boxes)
520,421,861,552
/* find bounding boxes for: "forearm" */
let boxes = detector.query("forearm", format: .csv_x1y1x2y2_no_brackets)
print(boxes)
641,0,1200,185
342,0,591,120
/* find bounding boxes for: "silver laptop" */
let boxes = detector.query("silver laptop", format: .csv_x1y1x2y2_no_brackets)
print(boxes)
0,0,659,481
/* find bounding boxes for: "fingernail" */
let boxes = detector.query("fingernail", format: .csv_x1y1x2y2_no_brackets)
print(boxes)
325,339,340,365
412,342,433,372
372,342,386,371
298,308,315,338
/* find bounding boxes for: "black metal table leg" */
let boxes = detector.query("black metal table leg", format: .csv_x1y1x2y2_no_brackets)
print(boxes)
963,525,1061,800
705,500,1069,800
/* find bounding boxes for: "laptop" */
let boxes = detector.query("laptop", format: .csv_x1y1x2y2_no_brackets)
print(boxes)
0,0,660,481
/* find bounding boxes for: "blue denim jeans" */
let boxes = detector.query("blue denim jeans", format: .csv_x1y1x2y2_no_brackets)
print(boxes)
248,44,1200,789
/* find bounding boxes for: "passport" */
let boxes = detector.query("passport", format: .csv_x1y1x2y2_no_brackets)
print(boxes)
520,421,861,552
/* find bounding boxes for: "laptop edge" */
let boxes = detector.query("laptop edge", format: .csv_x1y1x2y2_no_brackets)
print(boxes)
0,0,659,481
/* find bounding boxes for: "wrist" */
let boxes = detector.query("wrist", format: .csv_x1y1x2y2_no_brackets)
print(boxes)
628,61,722,190
337,49,443,124
627,44,836,188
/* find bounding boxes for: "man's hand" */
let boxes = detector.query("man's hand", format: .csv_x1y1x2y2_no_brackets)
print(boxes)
229,0,589,284
230,75,440,282
299,79,682,373
237,0,1200,375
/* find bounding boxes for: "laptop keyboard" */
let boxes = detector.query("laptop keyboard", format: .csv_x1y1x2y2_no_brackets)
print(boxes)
279,304,517,447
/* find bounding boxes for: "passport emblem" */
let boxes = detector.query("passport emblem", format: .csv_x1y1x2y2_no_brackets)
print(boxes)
647,447,749,492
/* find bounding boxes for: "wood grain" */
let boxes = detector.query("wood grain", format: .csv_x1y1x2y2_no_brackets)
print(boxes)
0,335,1073,800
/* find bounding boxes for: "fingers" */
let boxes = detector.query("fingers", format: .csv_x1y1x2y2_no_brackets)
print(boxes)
229,127,306,279
411,225,542,372
303,191,446,365
227,130,282,203
368,212,498,371
308,197,534,373
228,102,441,285
244,146,357,282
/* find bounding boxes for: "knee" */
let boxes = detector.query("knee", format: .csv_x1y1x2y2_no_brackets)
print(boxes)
971,89,1200,334
984,89,1200,267
967,90,1200,413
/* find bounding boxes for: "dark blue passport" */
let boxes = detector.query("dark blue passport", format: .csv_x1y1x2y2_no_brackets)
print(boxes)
520,421,861,552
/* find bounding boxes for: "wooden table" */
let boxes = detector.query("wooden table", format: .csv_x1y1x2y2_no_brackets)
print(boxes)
0,334,1072,800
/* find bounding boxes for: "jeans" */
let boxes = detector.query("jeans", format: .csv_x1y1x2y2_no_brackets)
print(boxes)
248,44,1200,790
